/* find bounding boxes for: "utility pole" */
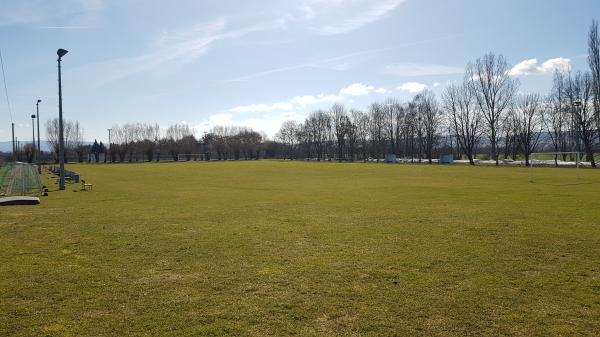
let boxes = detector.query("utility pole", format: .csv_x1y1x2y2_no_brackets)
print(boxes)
57,48,68,190
31,114,36,164
36,99,42,173
11,122,15,159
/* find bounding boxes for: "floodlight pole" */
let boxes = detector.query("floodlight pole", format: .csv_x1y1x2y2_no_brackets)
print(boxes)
31,114,36,164
57,48,68,190
36,99,42,173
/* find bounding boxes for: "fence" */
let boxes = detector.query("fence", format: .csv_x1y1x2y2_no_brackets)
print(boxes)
0,162,43,197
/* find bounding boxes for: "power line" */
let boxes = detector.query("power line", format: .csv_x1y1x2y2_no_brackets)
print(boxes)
0,48,14,123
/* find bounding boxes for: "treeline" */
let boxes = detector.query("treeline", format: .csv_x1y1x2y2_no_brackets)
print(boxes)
106,124,266,162
34,21,599,167
276,21,600,167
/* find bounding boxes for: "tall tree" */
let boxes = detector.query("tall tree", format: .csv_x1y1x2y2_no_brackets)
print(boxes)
368,103,385,160
542,72,570,165
565,71,597,167
467,53,519,165
588,20,600,137
513,93,543,166
276,120,300,160
414,91,441,163
443,82,481,165
331,103,349,161
351,110,369,161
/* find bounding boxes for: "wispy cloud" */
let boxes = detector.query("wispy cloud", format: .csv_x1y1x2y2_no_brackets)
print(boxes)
384,63,464,77
0,0,104,27
76,18,284,85
296,0,408,35
508,57,571,76
38,25,91,30
225,35,462,83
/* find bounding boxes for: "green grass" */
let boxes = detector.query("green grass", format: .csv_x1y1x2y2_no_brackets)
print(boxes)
1,161,600,336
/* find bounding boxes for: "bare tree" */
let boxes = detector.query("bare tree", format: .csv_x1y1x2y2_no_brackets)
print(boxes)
513,93,543,166
394,103,406,157
589,19,600,134
331,103,349,161
276,120,300,159
383,98,400,155
565,71,597,167
467,52,519,165
70,121,85,163
368,103,385,160
165,124,194,160
414,91,441,163
110,124,132,162
443,82,481,165
46,118,60,163
46,118,79,163
542,72,570,165
351,110,369,161
307,110,330,161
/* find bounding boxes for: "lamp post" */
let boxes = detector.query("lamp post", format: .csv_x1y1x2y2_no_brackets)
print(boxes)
57,48,68,190
31,114,36,164
36,99,42,173
107,128,112,163
573,100,582,154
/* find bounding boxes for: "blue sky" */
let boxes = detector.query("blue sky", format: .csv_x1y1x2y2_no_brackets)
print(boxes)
0,0,598,142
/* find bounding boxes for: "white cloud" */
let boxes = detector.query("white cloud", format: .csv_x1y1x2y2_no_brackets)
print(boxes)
290,93,345,106
297,0,407,35
230,102,293,113
509,57,571,76
230,93,344,113
384,63,464,77
432,82,441,88
196,112,306,139
375,88,392,94
397,82,428,93
339,83,375,96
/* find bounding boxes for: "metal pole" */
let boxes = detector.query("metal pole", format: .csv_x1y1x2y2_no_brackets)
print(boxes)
36,100,41,173
58,56,65,190
11,122,15,159
31,115,36,164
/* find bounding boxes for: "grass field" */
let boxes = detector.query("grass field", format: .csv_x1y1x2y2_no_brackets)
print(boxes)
1,161,600,336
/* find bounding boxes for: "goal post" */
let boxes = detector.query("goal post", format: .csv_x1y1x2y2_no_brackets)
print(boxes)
529,152,582,183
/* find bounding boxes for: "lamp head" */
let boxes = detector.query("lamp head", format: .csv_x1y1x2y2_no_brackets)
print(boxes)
37,99,42,103
31,114,36,119
57,48,69,58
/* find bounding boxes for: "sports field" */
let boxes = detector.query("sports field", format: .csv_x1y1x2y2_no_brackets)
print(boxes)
1,161,599,336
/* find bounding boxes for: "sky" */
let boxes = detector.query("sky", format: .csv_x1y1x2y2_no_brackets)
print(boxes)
0,0,598,143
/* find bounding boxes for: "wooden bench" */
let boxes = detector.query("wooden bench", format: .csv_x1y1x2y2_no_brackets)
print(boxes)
81,179,93,191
